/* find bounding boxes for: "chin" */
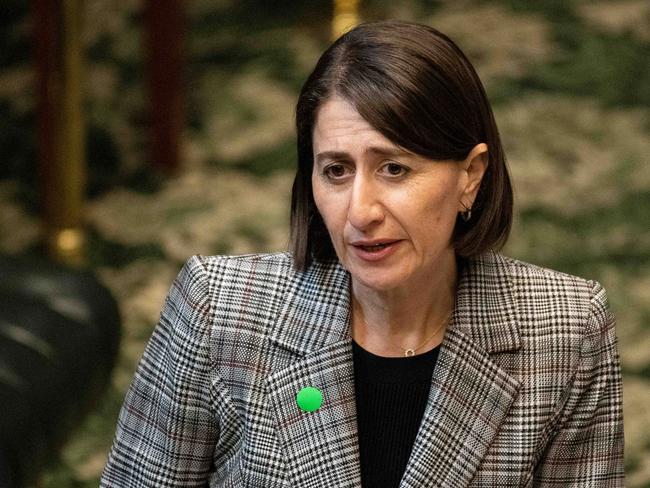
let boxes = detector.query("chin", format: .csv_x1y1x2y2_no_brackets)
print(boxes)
347,266,407,292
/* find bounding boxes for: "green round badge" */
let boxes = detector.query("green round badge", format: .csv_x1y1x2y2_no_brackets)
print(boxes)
296,386,323,412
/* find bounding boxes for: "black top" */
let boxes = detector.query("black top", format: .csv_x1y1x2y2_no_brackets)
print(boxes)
352,340,440,488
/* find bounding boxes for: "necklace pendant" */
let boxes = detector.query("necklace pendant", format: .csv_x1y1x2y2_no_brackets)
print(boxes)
404,349,415,357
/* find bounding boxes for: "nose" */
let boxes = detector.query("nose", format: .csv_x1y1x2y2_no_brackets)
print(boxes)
347,174,384,231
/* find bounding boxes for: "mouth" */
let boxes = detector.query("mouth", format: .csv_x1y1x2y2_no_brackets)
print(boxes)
350,240,400,253
357,243,392,252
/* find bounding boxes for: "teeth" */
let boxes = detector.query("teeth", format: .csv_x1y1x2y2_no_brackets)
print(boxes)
361,243,389,251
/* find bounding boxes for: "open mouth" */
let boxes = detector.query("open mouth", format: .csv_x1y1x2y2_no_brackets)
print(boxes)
359,243,392,252
350,240,401,260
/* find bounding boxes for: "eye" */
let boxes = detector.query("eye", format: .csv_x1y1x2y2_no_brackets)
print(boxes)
323,163,350,180
381,161,409,177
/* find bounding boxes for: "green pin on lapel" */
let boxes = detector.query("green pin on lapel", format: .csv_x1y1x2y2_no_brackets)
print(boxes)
296,386,323,412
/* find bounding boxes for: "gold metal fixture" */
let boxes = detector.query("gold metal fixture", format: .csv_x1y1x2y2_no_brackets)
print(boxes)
37,0,86,266
332,0,360,40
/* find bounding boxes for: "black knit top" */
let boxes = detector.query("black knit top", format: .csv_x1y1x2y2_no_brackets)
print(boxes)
352,340,440,488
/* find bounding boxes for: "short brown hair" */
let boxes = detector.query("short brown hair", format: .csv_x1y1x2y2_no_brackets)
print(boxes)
289,20,513,271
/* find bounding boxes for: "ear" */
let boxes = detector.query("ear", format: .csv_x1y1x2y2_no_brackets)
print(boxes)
458,143,488,211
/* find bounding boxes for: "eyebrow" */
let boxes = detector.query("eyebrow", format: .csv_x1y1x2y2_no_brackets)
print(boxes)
314,145,412,165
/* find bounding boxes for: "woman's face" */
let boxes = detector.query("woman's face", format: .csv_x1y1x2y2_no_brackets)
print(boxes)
311,97,486,292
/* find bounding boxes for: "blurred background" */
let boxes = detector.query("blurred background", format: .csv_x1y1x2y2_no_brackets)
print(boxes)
0,0,648,486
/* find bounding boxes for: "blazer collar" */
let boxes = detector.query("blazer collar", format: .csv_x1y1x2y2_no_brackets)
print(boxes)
270,256,352,355
269,250,521,356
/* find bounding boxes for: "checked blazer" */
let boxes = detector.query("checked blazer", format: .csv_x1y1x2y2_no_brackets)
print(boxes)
101,250,624,487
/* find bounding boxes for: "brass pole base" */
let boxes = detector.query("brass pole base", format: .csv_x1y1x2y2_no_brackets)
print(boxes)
47,227,86,267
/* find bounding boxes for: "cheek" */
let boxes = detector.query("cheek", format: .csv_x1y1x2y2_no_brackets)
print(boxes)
401,187,458,233
312,181,338,232
311,179,326,218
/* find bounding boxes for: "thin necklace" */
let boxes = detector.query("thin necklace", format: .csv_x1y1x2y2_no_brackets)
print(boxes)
355,309,454,357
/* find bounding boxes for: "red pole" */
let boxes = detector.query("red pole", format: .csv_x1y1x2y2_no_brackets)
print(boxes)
34,0,60,222
144,0,185,174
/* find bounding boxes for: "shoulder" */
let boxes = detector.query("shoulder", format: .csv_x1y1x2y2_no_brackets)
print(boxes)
185,251,344,318
165,252,297,321
479,251,604,298
505,253,608,307
192,251,295,275
475,251,590,284
189,251,344,291
181,251,296,290
478,252,613,334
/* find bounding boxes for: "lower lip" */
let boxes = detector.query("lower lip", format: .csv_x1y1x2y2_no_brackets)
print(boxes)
350,241,402,262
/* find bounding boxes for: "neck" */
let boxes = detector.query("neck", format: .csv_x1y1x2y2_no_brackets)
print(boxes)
351,250,459,357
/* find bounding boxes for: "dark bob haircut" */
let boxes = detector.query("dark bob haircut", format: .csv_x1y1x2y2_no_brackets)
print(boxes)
289,20,513,271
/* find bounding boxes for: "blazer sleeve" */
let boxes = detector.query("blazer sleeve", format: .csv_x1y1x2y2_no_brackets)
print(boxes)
533,280,625,486
101,256,221,487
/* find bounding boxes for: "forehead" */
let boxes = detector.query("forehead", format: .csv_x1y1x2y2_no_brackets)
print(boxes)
313,97,396,151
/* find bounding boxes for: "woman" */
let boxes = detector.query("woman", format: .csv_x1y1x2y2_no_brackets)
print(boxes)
102,21,624,487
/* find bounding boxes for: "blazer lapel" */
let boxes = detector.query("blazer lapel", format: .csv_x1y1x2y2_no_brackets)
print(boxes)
266,258,360,487
399,328,521,487
265,338,361,488
401,252,523,487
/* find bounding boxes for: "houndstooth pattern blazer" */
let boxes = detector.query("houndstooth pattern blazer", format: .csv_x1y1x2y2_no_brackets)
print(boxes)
101,250,624,487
